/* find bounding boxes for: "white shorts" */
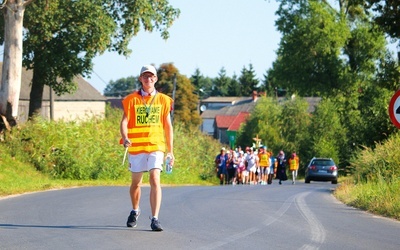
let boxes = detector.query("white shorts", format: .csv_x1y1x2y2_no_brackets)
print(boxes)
128,151,164,173
249,166,257,173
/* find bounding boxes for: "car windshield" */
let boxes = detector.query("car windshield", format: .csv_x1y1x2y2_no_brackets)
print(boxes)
312,160,334,166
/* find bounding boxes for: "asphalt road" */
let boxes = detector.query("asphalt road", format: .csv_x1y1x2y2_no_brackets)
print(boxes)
1,182,399,250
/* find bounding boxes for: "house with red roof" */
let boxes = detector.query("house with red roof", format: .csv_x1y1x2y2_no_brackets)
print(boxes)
215,112,251,148
215,115,236,144
200,91,259,147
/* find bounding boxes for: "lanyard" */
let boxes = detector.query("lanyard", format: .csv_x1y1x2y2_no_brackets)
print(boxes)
140,90,158,117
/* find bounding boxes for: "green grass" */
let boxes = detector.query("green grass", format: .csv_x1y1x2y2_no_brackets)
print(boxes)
335,177,400,220
334,132,400,220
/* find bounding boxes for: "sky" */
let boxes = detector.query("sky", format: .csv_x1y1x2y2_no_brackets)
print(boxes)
86,0,282,94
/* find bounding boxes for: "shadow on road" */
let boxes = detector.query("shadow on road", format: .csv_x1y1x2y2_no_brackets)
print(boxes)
0,223,153,232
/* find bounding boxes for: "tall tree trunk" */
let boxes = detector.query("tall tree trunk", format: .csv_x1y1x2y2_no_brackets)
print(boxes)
28,68,45,118
0,0,25,129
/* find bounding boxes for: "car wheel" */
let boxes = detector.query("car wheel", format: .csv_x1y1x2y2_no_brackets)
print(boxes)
331,180,338,184
305,178,310,184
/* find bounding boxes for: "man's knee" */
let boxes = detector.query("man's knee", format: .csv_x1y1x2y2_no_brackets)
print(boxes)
149,169,161,186
130,181,141,189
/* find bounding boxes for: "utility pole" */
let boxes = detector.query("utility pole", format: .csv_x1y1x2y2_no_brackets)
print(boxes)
49,86,54,120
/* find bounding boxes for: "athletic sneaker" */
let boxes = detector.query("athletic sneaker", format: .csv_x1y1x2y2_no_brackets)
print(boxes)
127,210,140,228
150,217,163,231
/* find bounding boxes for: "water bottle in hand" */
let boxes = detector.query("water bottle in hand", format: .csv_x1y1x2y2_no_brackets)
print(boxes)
165,153,172,174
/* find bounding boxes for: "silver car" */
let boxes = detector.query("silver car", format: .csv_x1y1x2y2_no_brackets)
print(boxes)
305,157,338,184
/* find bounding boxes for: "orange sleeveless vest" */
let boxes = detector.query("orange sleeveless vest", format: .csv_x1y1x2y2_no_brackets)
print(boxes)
122,91,173,154
289,156,299,171
258,152,270,167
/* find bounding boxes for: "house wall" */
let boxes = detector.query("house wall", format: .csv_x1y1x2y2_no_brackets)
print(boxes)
17,101,105,122
54,101,105,121
217,128,229,144
17,100,30,122
201,118,214,135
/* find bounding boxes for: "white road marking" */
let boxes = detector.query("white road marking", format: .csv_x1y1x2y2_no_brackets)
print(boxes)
296,191,326,250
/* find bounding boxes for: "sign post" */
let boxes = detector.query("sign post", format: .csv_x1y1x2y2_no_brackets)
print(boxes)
389,90,400,129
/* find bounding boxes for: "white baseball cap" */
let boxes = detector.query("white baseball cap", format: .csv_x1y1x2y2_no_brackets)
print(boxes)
140,65,157,76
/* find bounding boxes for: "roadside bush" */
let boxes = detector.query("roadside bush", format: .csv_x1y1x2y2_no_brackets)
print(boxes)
335,131,400,220
349,131,400,183
5,115,124,180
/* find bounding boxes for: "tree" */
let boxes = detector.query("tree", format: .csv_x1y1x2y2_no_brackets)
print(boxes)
344,24,387,75
365,0,400,43
0,0,35,130
357,86,395,146
157,63,201,128
306,98,345,166
227,73,241,96
103,77,140,97
259,72,268,94
263,68,285,98
211,67,230,96
190,68,212,99
0,0,180,129
271,0,349,96
375,52,400,91
279,96,310,155
239,64,259,96
236,97,284,151
270,0,398,167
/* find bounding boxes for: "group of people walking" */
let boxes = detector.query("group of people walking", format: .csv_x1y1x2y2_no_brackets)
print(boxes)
215,146,300,185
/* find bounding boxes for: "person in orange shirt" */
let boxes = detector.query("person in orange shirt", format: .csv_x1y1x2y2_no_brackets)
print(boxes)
120,65,174,231
258,146,270,185
288,152,300,184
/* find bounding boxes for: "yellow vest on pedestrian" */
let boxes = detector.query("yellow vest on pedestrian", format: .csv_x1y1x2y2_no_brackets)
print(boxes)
122,91,173,154
289,156,299,171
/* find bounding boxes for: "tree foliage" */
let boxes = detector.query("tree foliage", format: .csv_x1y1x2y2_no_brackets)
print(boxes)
227,74,241,96
306,98,346,166
271,0,349,96
271,0,398,155
237,96,312,171
157,63,201,128
279,96,310,154
365,0,400,42
236,97,284,151
190,68,213,99
239,64,259,96
103,77,140,97
211,67,230,96
0,0,180,117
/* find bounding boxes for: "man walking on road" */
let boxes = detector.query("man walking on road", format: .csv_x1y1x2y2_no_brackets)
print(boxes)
120,64,174,231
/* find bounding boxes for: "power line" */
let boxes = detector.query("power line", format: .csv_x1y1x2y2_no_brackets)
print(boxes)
92,69,109,86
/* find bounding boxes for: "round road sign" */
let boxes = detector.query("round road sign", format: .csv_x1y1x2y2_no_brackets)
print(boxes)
389,90,400,129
